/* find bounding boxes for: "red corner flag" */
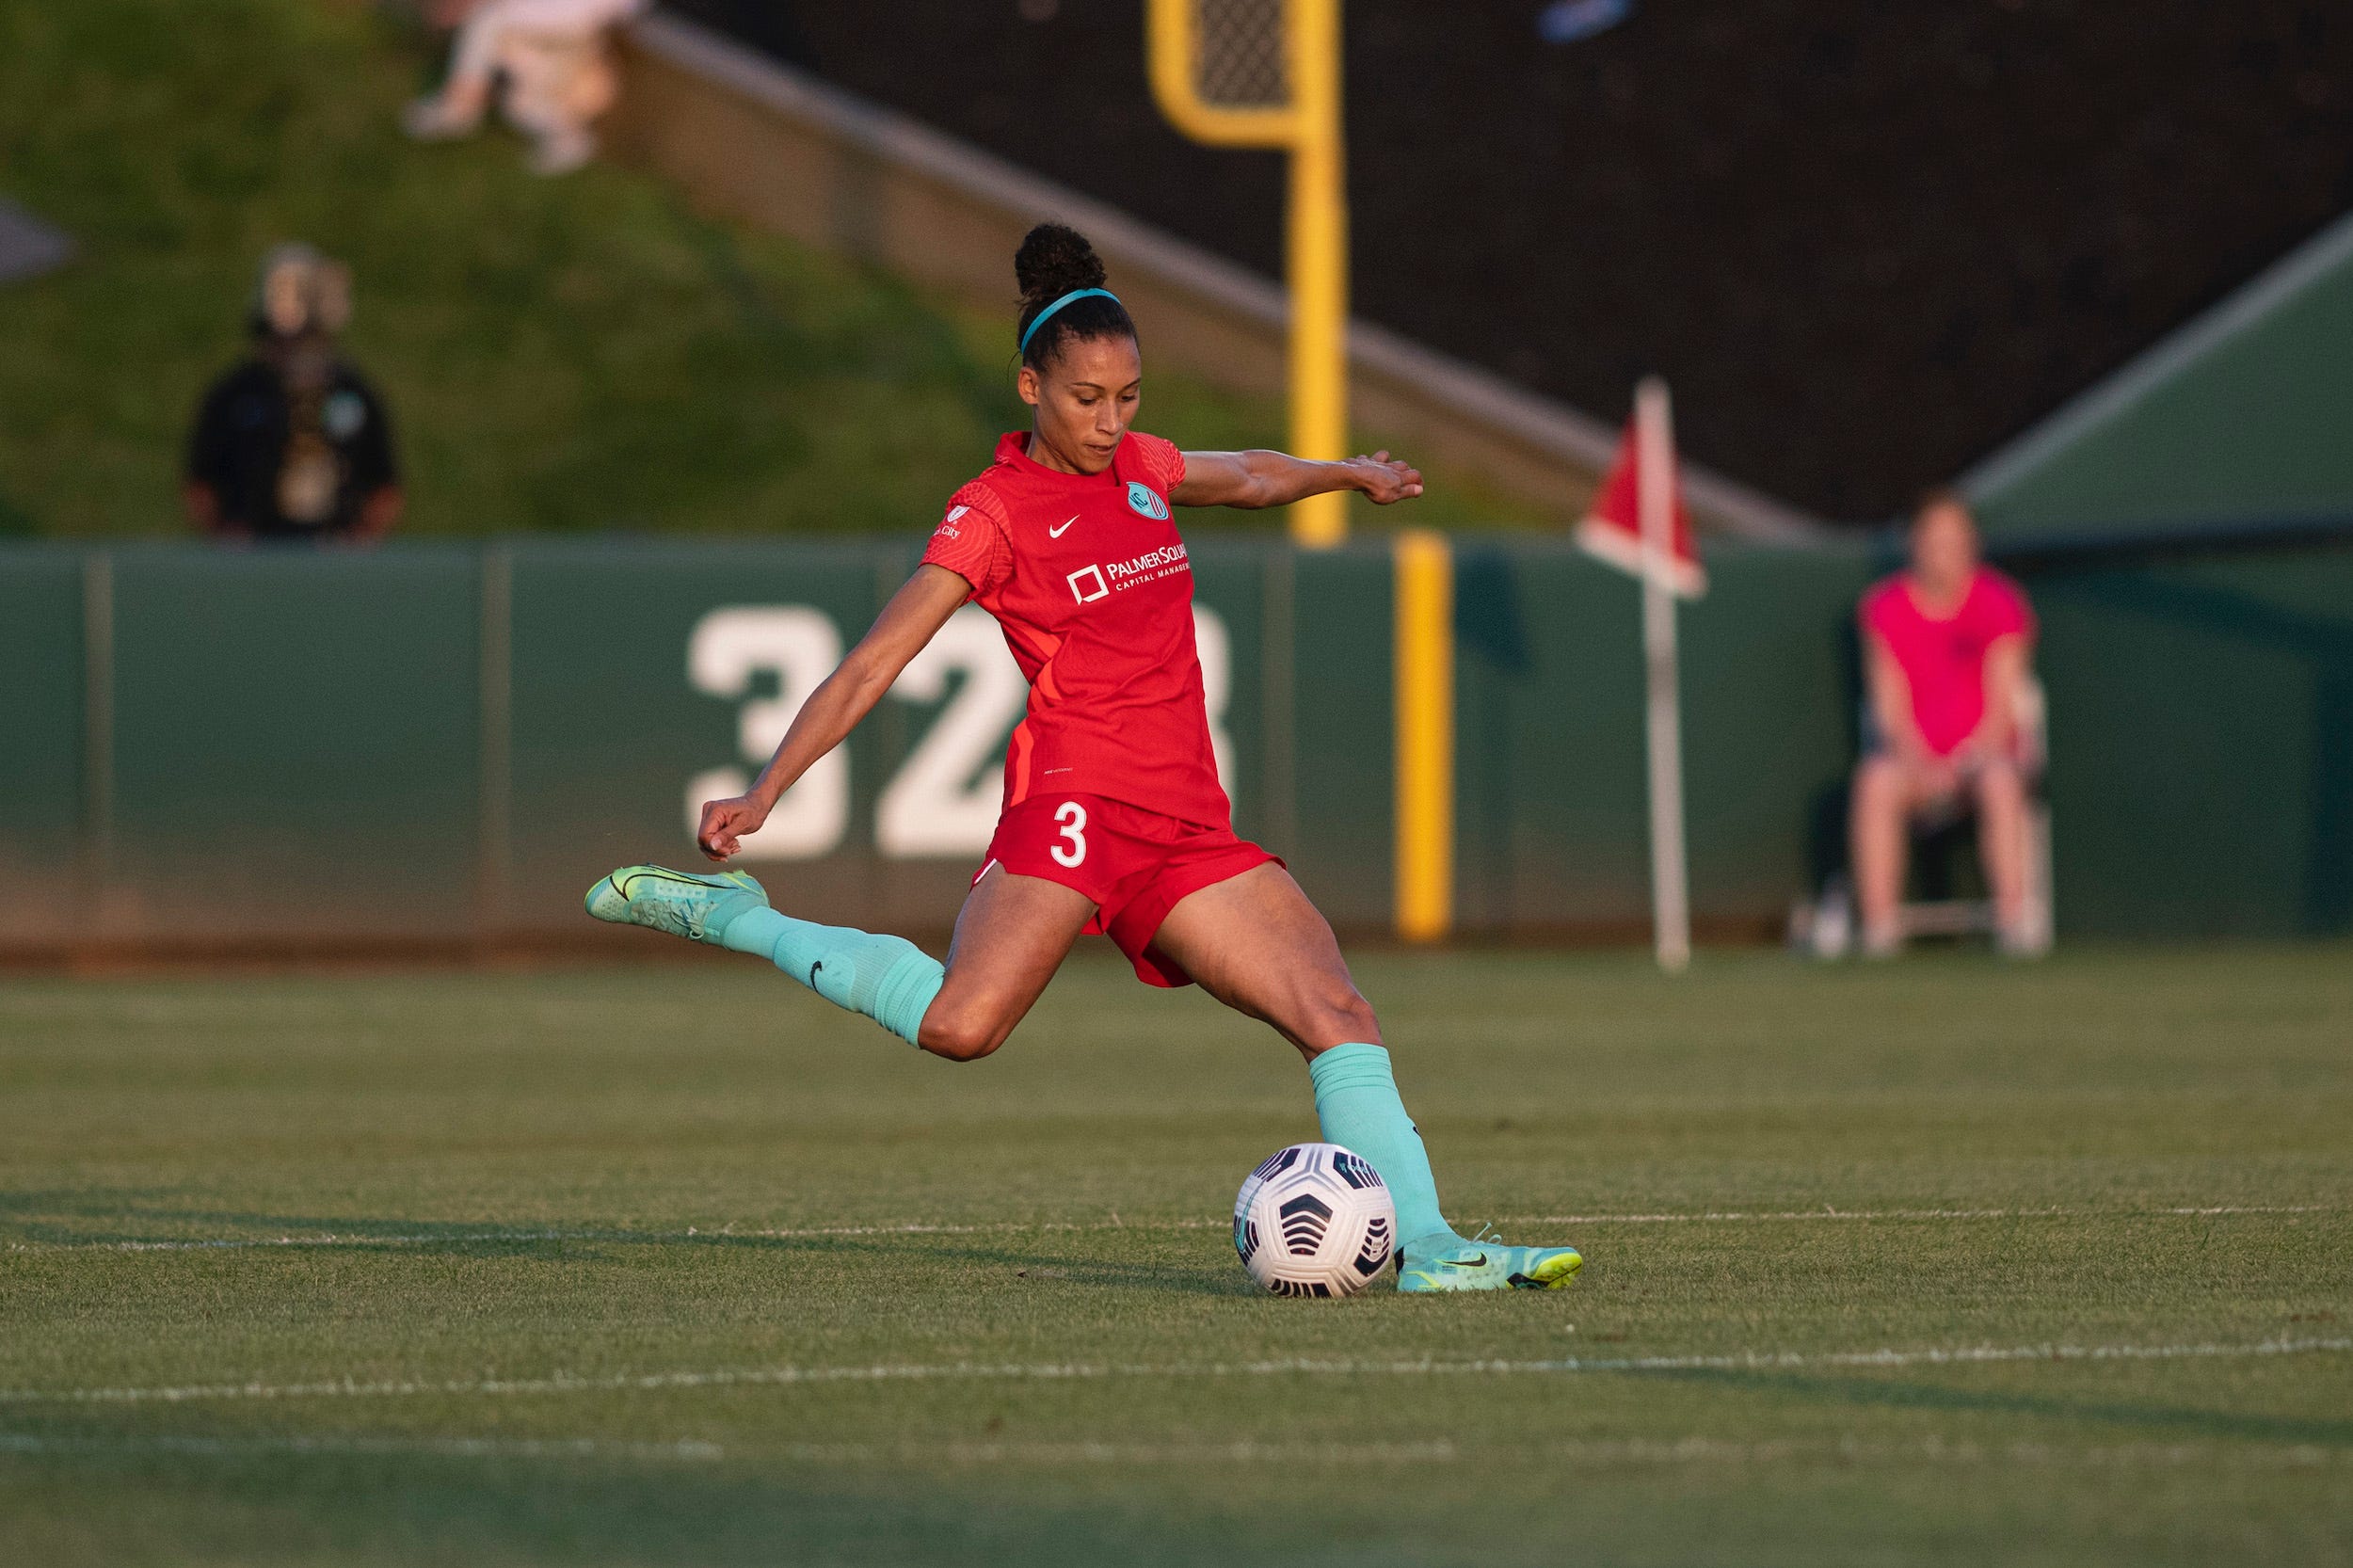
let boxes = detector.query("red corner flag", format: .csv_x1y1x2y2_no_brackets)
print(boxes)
1575,401,1706,600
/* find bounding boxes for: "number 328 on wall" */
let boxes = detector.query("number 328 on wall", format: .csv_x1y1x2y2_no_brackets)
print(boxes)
685,605,1235,860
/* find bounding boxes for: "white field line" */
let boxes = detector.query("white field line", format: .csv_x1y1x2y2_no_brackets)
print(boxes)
0,1432,2344,1470
1,1204,2337,1255
1523,1437,2353,1470
0,1432,725,1463
3,1338,2345,1410
0,1222,1179,1254
1519,1204,2342,1225
0,1432,1449,1465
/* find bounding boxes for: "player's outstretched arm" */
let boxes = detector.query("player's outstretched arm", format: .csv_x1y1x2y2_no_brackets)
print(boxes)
1170,449,1423,510
697,564,970,860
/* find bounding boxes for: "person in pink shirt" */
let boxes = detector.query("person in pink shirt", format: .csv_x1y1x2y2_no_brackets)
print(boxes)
1850,489,2041,955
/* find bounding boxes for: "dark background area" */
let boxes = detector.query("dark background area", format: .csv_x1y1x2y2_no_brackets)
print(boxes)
666,0,2353,522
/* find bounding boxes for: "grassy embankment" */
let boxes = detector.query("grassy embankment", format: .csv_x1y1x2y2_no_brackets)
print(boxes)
0,0,1545,540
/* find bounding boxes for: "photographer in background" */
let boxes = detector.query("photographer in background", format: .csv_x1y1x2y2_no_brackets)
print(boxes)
184,246,403,546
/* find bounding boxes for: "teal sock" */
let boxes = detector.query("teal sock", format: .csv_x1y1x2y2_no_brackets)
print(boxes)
1308,1042,1460,1255
718,907,943,1047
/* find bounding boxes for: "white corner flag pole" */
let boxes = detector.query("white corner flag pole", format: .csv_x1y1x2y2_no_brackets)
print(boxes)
1636,376,1691,973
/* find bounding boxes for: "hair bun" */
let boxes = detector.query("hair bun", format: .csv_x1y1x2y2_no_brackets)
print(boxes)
1016,222,1108,307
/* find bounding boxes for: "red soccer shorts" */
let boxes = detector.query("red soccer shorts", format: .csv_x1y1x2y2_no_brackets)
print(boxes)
976,793,1280,987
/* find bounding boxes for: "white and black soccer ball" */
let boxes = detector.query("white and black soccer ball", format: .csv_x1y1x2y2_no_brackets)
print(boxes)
1233,1142,1396,1297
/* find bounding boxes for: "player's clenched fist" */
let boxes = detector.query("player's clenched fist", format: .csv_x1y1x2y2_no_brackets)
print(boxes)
696,794,767,861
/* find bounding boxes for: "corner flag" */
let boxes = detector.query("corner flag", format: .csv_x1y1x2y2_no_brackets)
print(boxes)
1574,401,1706,600
1577,378,1698,972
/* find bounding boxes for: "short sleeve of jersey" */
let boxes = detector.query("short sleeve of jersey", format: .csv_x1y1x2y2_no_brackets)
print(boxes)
1975,568,2037,643
1125,431,1187,495
921,484,1015,599
1857,575,1903,640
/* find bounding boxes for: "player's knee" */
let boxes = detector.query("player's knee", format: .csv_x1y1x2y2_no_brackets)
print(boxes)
920,1007,1010,1063
1975,756,2026,797
1852,755,1903,804
1306,986,1381,1050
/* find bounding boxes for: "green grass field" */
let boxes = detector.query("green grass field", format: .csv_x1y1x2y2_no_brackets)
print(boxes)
3,945,2349,1565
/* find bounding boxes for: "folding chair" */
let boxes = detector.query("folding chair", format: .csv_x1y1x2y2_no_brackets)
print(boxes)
1790,675,2053,957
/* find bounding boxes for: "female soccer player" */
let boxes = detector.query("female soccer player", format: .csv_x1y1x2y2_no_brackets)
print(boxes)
589,224,1581,1292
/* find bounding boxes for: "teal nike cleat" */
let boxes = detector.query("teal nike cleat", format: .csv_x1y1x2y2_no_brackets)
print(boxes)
1396,1228,1583,1293
584,864,768,946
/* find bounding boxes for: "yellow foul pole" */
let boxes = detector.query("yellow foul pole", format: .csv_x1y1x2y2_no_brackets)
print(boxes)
1147,0,1350,548
1286,0,1348,549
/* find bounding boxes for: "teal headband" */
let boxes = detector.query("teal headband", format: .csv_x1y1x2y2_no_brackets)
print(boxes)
1018,287,1121,357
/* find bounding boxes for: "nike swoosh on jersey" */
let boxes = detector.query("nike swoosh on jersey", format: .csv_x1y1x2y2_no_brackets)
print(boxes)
1048,515,1080,537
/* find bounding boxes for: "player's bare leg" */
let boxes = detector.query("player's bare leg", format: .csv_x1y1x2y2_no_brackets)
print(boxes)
1147,862,1377,1058
1849,753,1917,955
1970,758,2040,954
1152,865,1580,1292
587,859,1092,1061
918,866,1095,1062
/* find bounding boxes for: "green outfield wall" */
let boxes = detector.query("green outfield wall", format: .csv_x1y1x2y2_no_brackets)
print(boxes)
1,537,2346,952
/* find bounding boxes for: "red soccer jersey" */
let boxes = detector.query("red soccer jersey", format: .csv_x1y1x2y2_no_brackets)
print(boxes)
921,430,1230,830
1860,566,2038,758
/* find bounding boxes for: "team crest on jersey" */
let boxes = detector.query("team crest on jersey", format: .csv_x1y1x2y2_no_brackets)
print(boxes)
1126,481,1171,520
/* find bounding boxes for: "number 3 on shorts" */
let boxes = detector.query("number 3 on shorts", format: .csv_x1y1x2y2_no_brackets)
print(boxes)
1049,800,1088,868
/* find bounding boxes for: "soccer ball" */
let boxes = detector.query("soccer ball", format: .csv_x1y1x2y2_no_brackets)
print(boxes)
1232,1142,1397,1297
